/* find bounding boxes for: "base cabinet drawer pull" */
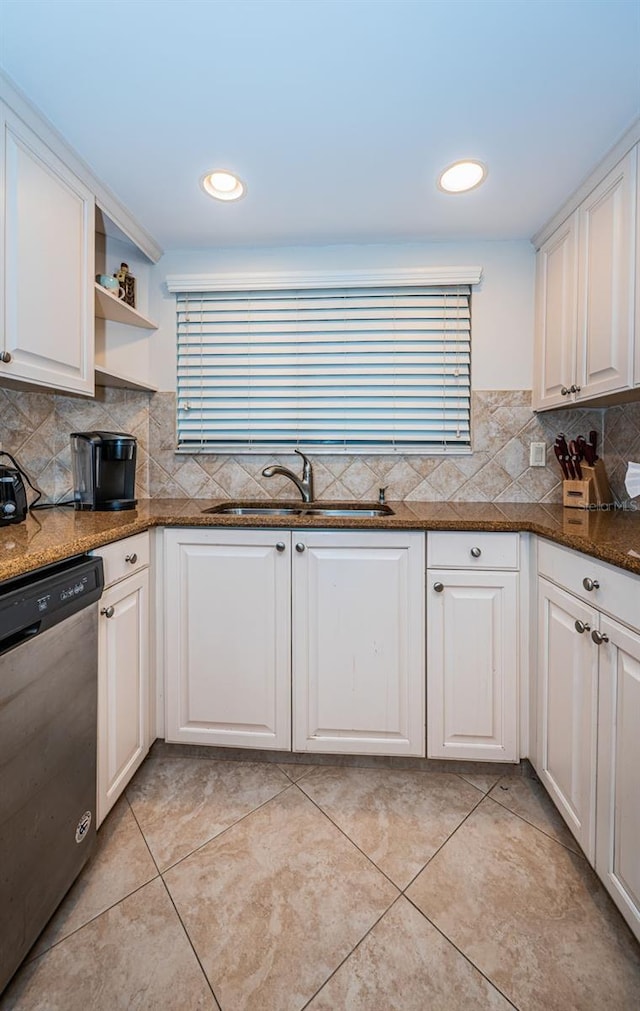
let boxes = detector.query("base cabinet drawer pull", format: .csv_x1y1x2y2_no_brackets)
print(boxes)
470,547,482,558
582,577,599,592
125,553,138,564
433,581,444,592
101,605,115,619
591,629,609,645
574,620,591,634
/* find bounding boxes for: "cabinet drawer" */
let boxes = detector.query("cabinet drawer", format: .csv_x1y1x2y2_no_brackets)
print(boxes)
96,532,150,587
537,538,640,632
428,531,519,570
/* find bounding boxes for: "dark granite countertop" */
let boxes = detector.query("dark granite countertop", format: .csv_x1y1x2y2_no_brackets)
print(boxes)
1,499,639,583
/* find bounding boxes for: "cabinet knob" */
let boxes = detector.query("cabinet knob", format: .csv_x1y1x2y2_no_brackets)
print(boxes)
276,542,286,553
561,386,570,396
574,619,591,634
0,351,11,364
470,546,482,558
591,629,609,645
101,605,115,619
295,542,305,553
125,553,138,564
433,581,444,592
570,384,581,394
582,577,599,592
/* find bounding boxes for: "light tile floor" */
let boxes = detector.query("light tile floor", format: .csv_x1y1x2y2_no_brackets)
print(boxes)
2,756,639,1011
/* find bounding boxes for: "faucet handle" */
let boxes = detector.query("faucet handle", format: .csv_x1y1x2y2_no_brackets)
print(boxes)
378,486,388,505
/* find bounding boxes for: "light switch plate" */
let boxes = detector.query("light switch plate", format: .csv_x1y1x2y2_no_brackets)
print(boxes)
529,442,546,467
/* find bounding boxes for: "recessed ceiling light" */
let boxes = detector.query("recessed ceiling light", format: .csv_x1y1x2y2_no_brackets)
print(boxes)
201,170,246,201
437,160,487,194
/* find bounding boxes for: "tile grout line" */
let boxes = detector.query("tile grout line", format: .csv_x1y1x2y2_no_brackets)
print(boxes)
401,892,521,1011
153,777,296,875
485,791,587,859
298,893,407,1011
157,876,223,1011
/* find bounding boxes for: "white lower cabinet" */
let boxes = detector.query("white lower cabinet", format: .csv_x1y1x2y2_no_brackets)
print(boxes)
426,532,520,762
163,528,292,750
596,615,640,940
293,530,425,756
96,538,150,826
536,577,599,860
163,527,425,757
534,541,640,941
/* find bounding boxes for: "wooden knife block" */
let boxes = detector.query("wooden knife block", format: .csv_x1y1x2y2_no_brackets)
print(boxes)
562,459,613,509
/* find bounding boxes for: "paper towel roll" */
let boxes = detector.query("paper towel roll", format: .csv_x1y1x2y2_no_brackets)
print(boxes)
625,462,640,499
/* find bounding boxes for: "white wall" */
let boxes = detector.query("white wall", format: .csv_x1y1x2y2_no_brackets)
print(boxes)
148,239,535,393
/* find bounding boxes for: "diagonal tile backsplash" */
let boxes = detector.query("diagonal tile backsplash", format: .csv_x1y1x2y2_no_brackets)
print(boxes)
2,384,638,505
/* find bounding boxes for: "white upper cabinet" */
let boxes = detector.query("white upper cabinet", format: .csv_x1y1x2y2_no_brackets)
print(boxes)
533,213,578,409
576,148,636,400
0,102,95,395
533,142,638,410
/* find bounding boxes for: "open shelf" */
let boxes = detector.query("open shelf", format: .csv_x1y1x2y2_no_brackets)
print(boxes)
94,282,158,330
95,365,158,393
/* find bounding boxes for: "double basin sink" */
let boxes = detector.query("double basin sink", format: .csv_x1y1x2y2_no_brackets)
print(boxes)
203,501,394,518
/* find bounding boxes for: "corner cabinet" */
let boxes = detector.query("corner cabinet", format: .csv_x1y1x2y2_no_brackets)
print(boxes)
163,527,425,757
96,533,151,826
0,101,95,395
426,532,520,762
533,145,638,410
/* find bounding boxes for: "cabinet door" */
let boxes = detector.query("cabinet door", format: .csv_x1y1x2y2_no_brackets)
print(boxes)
533,213,578,410
427,569,519,761
576,148,636,401
293,530,425,756
164,529,291,750
0,104,94,394
97,568,149,826
536,578,599,860
596,616,640,942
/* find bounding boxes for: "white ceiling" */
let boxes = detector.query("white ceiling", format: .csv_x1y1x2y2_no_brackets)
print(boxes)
1,0,639,252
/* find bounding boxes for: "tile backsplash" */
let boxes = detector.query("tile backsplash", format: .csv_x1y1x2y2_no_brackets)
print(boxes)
2,385,639,504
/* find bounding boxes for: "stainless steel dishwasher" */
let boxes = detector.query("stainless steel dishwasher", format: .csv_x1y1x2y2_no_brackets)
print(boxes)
0,554,104,994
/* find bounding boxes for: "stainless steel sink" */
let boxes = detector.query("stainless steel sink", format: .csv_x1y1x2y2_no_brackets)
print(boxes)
203,501,394,517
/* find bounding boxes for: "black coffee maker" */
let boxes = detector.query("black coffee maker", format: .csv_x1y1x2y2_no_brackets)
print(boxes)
70,432,137,511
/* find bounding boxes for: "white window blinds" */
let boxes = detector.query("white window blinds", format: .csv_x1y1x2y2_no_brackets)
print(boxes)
175,281,472,454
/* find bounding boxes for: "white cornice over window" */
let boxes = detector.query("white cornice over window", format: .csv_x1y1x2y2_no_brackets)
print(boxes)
166,266,483,293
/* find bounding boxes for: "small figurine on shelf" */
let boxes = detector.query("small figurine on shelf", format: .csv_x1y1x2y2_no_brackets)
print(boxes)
113,262,136,308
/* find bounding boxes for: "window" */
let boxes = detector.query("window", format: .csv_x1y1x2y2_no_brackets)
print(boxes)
168,267,481,454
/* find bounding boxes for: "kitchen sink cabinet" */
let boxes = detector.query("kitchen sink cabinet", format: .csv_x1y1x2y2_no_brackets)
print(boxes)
96,534,151,826
293,530,425,756
163,528,292,750
426,532,520,762
533,145,637,410
0,101,95,395
534,541,640,941
163,527,425,757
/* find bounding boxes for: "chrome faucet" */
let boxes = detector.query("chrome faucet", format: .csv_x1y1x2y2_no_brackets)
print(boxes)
262,449,315,503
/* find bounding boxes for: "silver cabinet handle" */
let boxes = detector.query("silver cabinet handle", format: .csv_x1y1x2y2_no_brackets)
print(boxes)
433,582,444,592
125,553,138,564
570,384,581,394
470,547,482,558
295,543,305,553
0,351,11,364
276,542,286,552
583,577,599,592
561,386,570,396
574,620,591,634
101,605,115,619
591,629,609,645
